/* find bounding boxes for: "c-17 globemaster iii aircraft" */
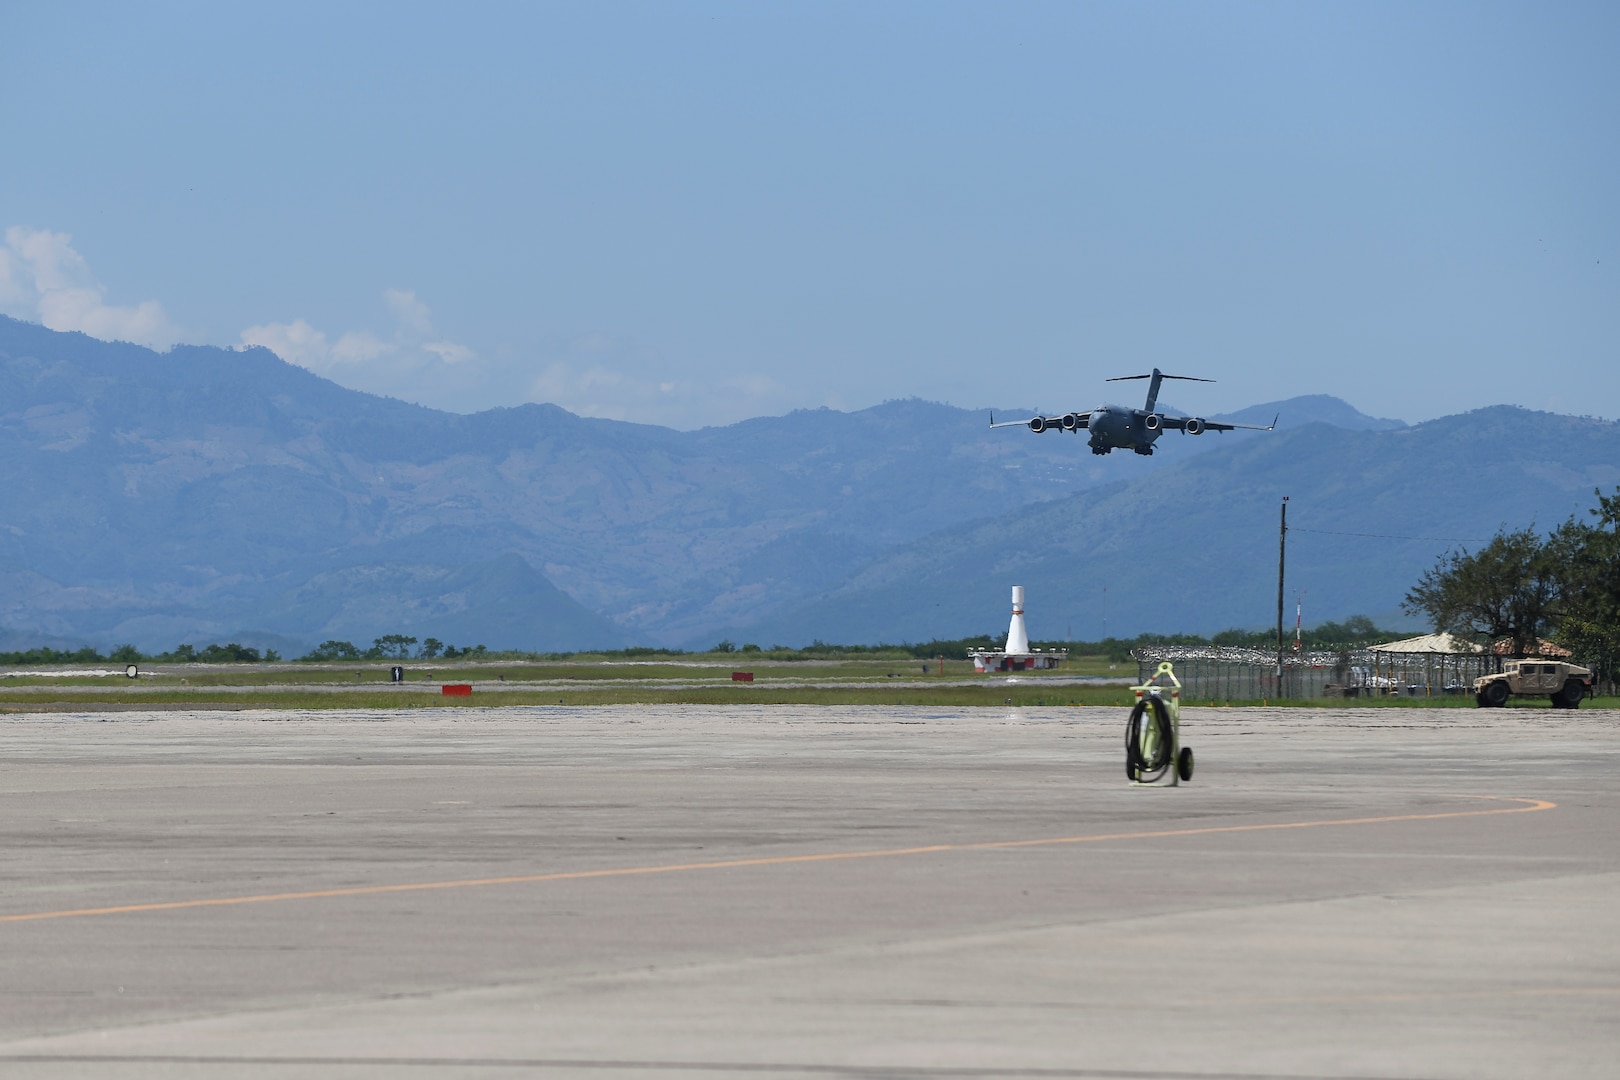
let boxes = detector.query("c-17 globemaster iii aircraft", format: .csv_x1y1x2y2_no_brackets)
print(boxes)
989,368,1276,455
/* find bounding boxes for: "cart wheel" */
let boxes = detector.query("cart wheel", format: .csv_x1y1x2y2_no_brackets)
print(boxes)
1126,758,1137,781
1177,746,1195,782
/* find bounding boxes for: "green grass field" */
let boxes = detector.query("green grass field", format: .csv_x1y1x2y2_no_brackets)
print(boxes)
0,655,1610,710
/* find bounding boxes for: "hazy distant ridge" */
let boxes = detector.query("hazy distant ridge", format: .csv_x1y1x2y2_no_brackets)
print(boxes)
0,319,1143,649
3,317,1605,652
733,407,1619,646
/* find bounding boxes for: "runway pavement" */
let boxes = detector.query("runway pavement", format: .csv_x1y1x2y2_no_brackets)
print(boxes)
0,704,1615,1079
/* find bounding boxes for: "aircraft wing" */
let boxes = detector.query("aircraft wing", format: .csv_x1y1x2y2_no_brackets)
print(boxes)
989,411,1092,433
1160,412,1277,434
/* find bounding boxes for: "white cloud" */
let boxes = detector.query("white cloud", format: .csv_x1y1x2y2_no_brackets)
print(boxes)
328,331,392,365
529,362,636,420
528,353,792,428
0,248,35,313
0,227,184,349
382,287,434,337
239,318,328,368
423,340,474,365
246,317,792,425
237,319,396,372
330,330,393,364
0,224,805,426
240,289,471,381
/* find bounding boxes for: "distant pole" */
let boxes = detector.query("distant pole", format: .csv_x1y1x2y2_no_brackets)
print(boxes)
1276,497,1289,695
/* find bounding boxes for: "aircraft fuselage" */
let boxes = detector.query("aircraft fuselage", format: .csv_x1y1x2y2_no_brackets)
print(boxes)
1086,404,1159,455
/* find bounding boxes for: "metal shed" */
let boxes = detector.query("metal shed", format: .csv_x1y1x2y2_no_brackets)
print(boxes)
1365,633,1490,697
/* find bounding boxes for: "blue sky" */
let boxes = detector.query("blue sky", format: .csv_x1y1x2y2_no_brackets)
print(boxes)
2,1,1615,427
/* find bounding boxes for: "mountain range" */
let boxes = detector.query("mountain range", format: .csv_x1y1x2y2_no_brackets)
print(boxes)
2,315,1615,653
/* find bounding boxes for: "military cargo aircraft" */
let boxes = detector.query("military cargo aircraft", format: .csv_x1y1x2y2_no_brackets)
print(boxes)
990,368,1276,455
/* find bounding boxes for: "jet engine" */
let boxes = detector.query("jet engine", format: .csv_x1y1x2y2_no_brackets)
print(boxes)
1028,417,1048,433
1061,413,1081,431
1144,413,1162,431
1184,417,1205,435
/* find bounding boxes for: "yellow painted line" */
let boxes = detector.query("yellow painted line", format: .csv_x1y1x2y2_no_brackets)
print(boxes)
0,795,1553,924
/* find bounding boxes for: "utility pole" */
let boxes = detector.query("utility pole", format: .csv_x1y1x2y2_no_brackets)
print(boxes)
1276,497,1289,697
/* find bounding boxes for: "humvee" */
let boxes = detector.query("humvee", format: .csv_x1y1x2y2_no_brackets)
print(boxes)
1473,659,1592,709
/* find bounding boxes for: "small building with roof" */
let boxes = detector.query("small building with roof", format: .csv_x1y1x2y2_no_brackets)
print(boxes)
1365,632,1491,696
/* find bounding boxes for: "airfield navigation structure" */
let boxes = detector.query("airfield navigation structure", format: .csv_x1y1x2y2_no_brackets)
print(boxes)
969,586,1067,673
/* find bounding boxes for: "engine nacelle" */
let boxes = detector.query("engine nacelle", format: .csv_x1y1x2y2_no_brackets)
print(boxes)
1029,417,1048,433
1144,413,1162,432
1184,417,1205,435
1061,413,1081,431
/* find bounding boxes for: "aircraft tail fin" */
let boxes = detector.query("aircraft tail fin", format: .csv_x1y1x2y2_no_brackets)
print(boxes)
1106,369,1215,414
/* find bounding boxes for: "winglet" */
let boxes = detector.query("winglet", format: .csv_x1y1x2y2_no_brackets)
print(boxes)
1269,413,1278,431
988,411,995,428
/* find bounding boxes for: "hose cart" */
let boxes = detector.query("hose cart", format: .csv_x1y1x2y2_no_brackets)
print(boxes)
1127,660,1195,786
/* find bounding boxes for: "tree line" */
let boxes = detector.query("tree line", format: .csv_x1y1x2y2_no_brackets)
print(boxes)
706,621,1405,663
1404,485,1620,690
302,636,488,661
0,642,281,665
0,637,488,665
0,623,1414,668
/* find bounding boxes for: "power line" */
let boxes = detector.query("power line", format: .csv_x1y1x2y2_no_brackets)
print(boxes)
1292,527,1490,543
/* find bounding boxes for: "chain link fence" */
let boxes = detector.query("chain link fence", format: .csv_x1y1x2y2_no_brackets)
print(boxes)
1133,645,1495,701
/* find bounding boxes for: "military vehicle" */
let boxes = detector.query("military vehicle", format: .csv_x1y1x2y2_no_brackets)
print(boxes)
1473,659,1592,709
989,368,1275,456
